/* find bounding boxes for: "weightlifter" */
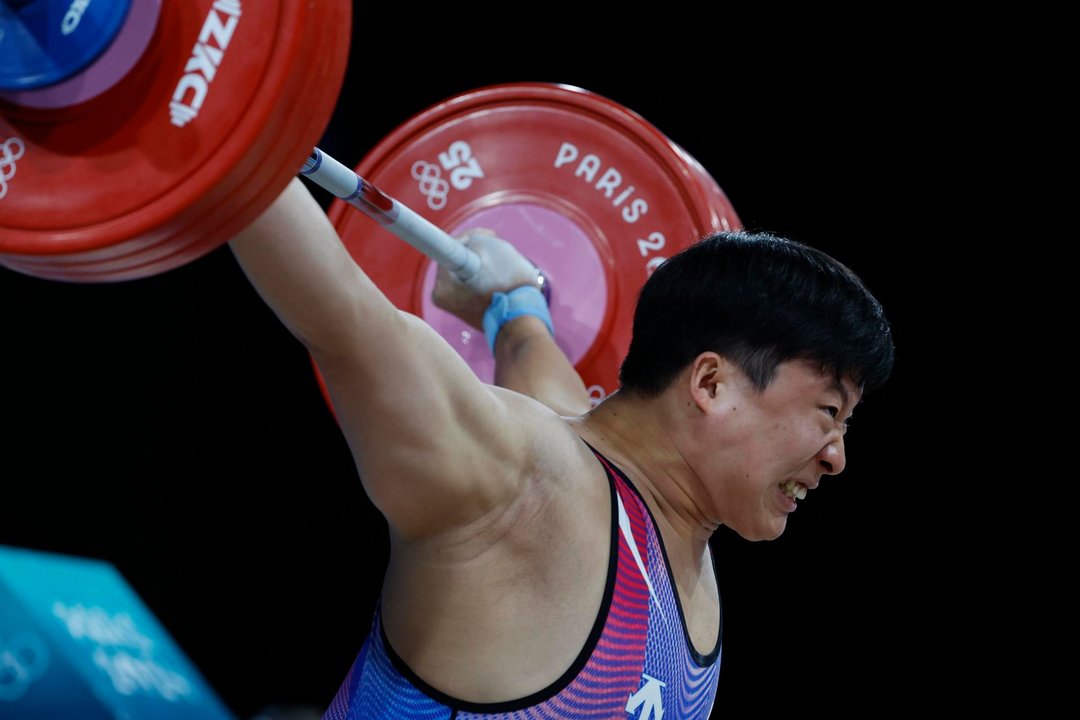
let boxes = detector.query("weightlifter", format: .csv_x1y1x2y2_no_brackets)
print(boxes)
228,177,894,718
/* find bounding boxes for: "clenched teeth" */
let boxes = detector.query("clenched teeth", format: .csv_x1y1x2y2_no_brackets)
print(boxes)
781,479,807,501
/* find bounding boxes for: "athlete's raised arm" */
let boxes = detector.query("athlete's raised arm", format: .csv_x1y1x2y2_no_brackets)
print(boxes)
228,179,543,539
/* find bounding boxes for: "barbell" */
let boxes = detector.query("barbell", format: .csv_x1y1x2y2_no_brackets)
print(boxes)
0,0,742,399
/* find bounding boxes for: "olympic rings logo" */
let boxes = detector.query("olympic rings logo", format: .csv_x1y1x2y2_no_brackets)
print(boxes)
0,632,50,702
1,137,26,201
411,160,449,210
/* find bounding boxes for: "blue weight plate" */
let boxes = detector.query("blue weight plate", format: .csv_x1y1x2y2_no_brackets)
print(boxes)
0,0,132,90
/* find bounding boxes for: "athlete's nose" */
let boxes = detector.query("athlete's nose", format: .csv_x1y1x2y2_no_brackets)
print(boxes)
817,435,847,476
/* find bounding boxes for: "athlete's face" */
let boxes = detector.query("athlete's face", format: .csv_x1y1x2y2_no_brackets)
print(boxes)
690,358,859,541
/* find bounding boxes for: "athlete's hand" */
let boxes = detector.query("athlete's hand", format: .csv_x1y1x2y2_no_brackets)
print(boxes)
433,228,542,330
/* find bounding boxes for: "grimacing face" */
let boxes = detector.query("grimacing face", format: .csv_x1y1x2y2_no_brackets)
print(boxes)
691,358,860,541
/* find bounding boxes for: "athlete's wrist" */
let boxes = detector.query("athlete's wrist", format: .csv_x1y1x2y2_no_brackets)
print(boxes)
483,284,553,353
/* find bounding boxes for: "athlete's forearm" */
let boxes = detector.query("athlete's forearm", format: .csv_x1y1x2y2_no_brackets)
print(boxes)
493,316,592,416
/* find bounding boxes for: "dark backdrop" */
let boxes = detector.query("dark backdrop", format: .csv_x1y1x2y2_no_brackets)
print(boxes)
1,5,946,717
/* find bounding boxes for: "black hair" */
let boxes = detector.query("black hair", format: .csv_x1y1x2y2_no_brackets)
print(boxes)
618,230,894,396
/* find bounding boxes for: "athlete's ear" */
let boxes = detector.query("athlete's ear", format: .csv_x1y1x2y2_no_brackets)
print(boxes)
687,352,732,410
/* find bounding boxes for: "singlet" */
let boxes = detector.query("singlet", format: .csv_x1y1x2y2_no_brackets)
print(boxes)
322,444,722,719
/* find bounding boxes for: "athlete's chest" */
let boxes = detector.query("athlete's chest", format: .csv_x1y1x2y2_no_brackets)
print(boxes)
611,475,722,659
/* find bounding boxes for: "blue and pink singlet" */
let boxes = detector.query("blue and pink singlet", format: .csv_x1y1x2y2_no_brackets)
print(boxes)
323,444,721,719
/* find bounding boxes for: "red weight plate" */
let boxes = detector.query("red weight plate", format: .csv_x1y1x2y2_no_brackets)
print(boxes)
323,82,742,406
0,0,350,282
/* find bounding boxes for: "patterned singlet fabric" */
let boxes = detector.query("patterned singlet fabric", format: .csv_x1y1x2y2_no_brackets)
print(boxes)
322,443,722,719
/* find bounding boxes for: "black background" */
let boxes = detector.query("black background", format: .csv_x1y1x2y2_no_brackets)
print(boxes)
1,4,955,718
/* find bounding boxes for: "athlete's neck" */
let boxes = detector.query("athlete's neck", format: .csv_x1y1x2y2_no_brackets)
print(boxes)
573,390,717,563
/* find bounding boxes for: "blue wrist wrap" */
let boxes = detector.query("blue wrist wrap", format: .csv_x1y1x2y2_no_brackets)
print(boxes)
482,284,554,353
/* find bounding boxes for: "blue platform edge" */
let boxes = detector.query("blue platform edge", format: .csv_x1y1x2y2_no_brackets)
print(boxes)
0,544,237,719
